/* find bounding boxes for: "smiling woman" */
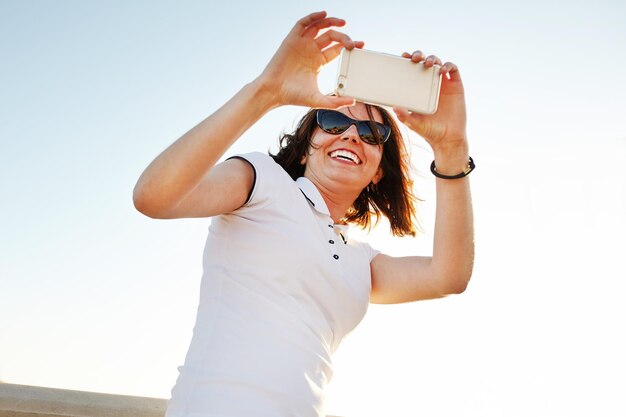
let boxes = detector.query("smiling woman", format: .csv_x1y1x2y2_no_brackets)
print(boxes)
271,105,418,237
132,10,474,417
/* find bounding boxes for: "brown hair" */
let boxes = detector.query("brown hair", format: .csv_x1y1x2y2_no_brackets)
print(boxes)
270,104,418,237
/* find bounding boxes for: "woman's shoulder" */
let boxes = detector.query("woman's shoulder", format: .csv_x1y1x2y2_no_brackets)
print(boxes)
227,152,295,208
229,152,286,176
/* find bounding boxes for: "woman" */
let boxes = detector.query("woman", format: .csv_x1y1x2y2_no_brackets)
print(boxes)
134,11,474,417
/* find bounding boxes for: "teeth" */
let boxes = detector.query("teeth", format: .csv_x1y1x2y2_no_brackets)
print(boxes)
330,149,361,164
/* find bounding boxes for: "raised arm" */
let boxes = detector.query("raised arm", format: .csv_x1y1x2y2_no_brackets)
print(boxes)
370,52,474,303
133,11,362,219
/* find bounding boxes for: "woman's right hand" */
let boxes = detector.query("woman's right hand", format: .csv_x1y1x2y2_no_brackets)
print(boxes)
257,11,363,109
134,12,360,219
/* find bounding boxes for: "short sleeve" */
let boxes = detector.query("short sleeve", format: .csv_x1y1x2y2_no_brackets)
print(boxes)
349,238,381,263
227,152,291,210
367,243,381,262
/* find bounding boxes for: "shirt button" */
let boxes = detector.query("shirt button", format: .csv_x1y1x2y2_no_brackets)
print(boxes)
333,254,339,260
329,240,335,244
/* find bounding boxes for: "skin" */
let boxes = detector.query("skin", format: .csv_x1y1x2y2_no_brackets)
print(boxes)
302,104,385,222
133,11,474,303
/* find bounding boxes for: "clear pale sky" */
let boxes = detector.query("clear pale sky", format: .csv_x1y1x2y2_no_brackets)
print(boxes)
1,1,625,416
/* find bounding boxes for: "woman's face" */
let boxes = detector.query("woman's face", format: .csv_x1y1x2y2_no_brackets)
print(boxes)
303,103,385,195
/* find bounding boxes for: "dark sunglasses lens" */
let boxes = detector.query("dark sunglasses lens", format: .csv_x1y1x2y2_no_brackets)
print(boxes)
318,110,390,145
358,123,390,145
319,111,350,134
357,124,377,144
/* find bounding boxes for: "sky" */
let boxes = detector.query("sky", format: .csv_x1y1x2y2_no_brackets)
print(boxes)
1,1,625,416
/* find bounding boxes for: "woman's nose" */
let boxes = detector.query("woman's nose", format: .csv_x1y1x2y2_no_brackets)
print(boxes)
341,123,360,143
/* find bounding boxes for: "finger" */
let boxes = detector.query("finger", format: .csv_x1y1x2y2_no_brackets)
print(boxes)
320,40,363,62
403,50,426,62
317,94,356,110
424,55,442,68
393,107,425,128
302,17,346,38
315,29,355,50
293,11,327,35
392,107,411,122
441,61,461,80
321,43,346,62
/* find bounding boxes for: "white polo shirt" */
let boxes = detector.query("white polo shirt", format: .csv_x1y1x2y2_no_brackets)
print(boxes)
166,152,379,417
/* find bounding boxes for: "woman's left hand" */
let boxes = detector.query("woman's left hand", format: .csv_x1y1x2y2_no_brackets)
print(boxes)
393,51,468,155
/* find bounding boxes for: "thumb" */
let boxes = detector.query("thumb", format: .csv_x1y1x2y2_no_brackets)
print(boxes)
393,107,425,130
315,94,356,110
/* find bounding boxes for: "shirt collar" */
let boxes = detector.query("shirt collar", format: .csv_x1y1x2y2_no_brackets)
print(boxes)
296,177,350,240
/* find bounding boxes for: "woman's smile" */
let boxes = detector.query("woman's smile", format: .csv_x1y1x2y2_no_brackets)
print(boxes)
303,103,385,192
328,148,362,165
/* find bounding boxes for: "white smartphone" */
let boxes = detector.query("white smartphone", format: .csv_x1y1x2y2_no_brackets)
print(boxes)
335,48,442,114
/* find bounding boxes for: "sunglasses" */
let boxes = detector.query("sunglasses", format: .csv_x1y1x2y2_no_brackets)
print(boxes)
316,109,391,145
